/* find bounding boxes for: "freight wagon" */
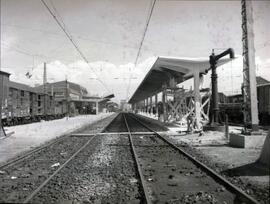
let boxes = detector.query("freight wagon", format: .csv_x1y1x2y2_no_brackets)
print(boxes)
218,83,270,125
257,83,270,125
1,81,66,126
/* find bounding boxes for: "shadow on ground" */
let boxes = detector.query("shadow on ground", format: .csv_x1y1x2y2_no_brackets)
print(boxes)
222,162,270,177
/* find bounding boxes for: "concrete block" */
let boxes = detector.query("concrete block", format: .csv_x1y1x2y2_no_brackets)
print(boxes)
229,133,266,148
203,125,225,132
259,131,269,166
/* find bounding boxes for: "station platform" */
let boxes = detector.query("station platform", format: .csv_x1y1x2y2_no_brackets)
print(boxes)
0,113,114,164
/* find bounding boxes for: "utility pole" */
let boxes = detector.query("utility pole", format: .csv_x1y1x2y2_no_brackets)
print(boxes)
241,0,259,131
65,75,69,119
43,62,47,116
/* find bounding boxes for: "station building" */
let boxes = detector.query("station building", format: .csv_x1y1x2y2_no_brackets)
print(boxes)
34,81,114,115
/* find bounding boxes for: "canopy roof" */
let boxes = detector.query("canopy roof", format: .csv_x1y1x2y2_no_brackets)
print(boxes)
103,94,115,99
129,56,233,104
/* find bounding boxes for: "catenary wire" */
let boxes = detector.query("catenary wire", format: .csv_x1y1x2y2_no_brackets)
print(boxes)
126,0,157,101
40,0,111,93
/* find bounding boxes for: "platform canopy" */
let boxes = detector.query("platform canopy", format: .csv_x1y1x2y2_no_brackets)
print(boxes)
103,94,115,99
129,56,233,104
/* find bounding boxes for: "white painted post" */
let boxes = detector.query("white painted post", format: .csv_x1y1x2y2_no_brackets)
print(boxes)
194,70,201,130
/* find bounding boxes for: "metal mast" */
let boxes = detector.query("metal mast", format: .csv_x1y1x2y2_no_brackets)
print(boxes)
241,0,259,131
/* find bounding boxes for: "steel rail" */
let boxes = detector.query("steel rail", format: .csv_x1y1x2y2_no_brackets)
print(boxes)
123,114,152,204
23,135,96,203
0,114,118,170
128,113,260,204
22,114,117,203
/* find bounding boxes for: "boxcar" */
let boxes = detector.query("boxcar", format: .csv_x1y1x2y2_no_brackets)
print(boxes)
3,81,33,125
257,83,270,125
2,81,59,125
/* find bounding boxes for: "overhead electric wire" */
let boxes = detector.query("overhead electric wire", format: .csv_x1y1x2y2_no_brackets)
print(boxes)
40,0,111,93
126,0,157,101
2,43,34,57
134,0,157,66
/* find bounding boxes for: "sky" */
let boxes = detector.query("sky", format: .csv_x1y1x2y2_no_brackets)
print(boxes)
1,0,270,103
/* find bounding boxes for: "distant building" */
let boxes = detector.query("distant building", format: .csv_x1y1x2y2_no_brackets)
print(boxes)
34,81,98,115
34,80,88,101
106,101,118,112
120,99,131,111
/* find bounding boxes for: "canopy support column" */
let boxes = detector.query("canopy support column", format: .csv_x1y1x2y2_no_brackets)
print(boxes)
162,85,167,122
150,96,153,115
146,97,149,114
155,93,158,117
194,70,201,130
96,101,99,115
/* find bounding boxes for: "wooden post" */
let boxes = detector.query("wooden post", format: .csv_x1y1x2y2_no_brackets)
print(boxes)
65,76,69,119
144,99,146,113
225,114,229,138
150,96,152,115
96,101,99,115
134,103,137,113
194,70,201,130
43,62,47,117
155,93,158,117
146,98,148,114
162,87,167,122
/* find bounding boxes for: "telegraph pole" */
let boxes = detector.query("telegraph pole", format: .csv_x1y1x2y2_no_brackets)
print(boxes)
66,75,69,119
241,0,259,131
43,62,47,116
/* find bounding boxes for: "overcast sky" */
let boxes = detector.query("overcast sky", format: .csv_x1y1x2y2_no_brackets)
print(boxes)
1,0,270,103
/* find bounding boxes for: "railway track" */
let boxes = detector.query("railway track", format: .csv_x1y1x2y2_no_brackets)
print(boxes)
22,135,97,203
0,115,118,203
123,112,260,204
0,112,262,203
26,113,144,203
